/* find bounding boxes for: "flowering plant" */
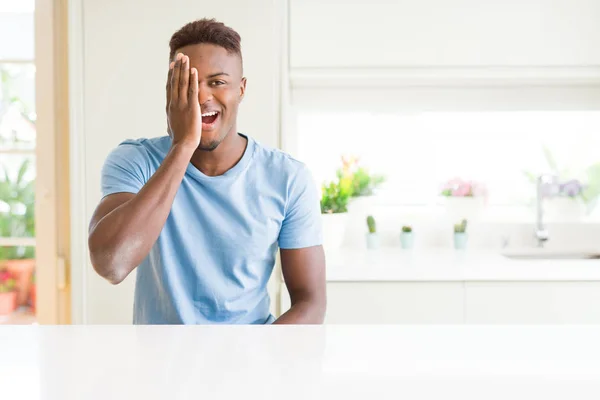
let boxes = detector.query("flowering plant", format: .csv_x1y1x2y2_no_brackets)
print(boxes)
524,146,600,211
440,178,488,198
0,270,16,293
337,155,385,197
558,179,584,198
320,178,352,214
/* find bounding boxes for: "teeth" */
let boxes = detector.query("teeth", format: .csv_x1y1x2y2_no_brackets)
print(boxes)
202,111,218,117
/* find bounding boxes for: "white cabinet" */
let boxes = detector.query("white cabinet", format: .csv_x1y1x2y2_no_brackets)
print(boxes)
290,0,600,69
278,280,600,324
324,282,464,324
279,282,464,324
465,282,600,324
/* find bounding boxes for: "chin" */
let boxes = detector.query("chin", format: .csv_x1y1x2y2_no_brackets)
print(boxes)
198,135,223,151
199,129,231,151
198,141,220,152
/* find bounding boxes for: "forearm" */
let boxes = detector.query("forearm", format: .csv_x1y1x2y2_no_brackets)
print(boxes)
273,298,326,324
89,143,195,284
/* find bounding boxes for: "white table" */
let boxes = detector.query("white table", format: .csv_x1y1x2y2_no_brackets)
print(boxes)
3,325,600,399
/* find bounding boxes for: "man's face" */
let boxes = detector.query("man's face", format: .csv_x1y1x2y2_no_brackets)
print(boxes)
168,43,245,151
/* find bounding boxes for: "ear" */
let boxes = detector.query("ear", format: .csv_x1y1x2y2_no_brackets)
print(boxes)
239,77,247,102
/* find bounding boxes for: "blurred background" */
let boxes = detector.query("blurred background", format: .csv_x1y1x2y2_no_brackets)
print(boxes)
2,0,600,325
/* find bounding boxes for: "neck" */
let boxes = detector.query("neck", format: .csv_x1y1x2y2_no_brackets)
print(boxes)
189,128,247,177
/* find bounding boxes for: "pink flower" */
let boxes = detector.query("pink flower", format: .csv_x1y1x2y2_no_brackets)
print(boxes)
441,178,488,199
452,182,471,197
441,177,463,191
0,270,11,282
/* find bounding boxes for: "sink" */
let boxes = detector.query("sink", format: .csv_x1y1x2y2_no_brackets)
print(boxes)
502,250,600,260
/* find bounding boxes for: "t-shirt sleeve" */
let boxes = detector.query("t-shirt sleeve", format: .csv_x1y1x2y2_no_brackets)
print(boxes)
101,141,150,198
278,164,323,249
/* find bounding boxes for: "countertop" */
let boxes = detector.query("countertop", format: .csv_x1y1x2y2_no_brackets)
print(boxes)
325,248,600,282
3,325,600,400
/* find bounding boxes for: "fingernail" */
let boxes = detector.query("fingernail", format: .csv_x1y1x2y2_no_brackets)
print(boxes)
176,53,183,60
169,62,174,69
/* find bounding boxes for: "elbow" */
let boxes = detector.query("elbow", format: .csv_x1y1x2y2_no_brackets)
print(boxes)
90,254,128,285
88,236,128,285
103,269,127,286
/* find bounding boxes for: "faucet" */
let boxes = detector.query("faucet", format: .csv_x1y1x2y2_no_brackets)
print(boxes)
535,174,558,247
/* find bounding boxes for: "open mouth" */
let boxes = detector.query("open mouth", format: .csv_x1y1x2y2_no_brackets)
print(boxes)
201,111,220,129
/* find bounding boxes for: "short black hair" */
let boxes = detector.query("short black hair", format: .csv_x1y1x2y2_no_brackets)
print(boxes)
169,18,242,63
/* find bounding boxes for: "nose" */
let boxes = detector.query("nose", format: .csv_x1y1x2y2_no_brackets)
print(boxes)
198,82,213,105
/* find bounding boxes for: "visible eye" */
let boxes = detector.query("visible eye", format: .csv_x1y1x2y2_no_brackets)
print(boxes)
210,80,226,86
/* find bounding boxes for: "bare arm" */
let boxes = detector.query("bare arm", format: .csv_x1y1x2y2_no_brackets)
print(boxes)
88,143,195,284
274,245,326,324
88,53,201,284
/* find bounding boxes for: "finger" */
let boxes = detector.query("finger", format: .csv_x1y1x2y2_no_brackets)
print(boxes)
167,61,174,84
166,61,174,103
188,67,199,106
179,55,190,103
171,53,183,103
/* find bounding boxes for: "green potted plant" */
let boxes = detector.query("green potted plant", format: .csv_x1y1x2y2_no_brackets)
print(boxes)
0,158,36,307
365,215,379,249
350,167,385,198
338,156,385,216
522,145,600,220
453,219,468,250
320,175,352,250
0,269,17,315
400,225,414,249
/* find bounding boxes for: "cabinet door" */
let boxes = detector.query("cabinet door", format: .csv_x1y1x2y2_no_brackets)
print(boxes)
290,0,600,69
465,282,600,324
319,282,464,324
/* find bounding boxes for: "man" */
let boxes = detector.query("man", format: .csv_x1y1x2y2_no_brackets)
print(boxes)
88,18,326,324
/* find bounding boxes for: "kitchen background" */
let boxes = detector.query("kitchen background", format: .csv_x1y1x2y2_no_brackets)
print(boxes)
1,0,600,325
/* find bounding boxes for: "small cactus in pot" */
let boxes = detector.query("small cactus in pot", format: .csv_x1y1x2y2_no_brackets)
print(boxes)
365,215,379,249
400,225,414,249
453,219,468,250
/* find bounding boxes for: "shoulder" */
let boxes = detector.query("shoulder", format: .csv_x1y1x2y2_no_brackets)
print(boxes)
250,137,311,182
107,136,170,158
102,136,170,182
104,136,171,166
249,136,319,211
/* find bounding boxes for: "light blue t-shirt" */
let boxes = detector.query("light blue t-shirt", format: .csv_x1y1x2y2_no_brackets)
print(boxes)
100,133,322,324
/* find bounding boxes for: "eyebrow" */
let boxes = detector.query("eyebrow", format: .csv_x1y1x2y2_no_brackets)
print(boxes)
206,72,229,78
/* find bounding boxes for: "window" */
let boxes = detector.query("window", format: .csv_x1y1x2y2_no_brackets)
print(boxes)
296,110,600,219
0,0,36,321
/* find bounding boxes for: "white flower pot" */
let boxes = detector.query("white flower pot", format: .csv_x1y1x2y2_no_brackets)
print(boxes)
400,232,414,249
365,232,379,249
347,196,376,218
444,196,485,221
454,232,468,250
321,213,349,251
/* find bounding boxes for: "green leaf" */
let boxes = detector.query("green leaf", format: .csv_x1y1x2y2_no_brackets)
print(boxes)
522,170,537,184
16,158,31,186
542,145,560,176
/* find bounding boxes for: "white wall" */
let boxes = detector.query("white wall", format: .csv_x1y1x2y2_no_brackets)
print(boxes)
71,0,284,323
